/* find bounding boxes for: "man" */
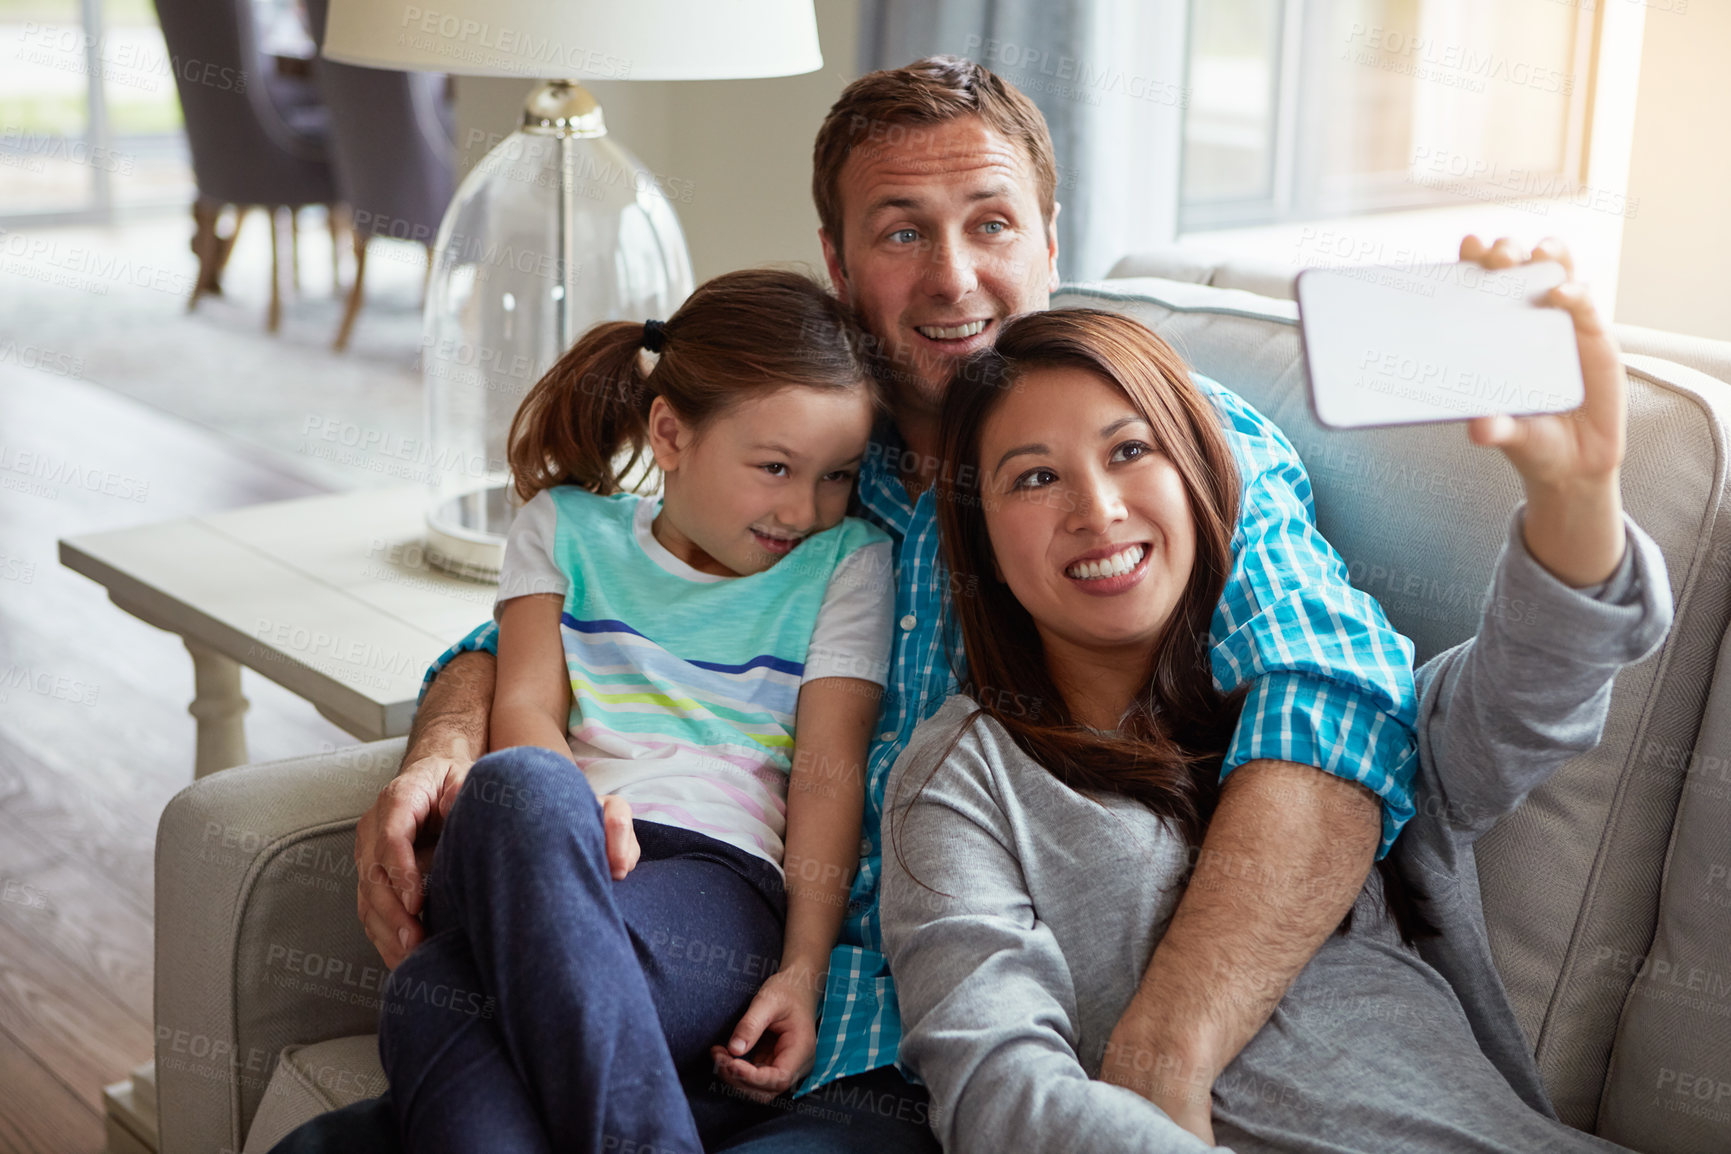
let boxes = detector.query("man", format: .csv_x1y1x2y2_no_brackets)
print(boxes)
298,56,1416,1153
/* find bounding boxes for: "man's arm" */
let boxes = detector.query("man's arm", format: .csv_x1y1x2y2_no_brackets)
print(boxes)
356,640,495,968
1100,759,1378,1142
1100,376,1421,1141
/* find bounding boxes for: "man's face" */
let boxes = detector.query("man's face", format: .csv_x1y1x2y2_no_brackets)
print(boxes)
822,115,1060,417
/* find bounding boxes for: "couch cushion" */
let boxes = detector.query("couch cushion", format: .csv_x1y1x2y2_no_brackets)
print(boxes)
241,1035,385,1154
1053,279,1731,1144
1597,623,1731,1151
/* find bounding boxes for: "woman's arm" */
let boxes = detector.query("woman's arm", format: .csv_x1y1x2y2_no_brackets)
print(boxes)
1414,236,1674,838
490,592,575,758
712,675,877,1095
1414,509,1670,839
881,719,1222,1154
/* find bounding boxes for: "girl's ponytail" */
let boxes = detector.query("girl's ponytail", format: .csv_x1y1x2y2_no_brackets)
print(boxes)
508,268,880,505
507,320,655,500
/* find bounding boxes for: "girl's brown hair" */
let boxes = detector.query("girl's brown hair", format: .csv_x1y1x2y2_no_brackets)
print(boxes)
507,268,878,502
916,308,1244,850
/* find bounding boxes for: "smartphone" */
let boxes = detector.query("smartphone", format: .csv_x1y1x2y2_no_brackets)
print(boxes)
1295,260,1584,430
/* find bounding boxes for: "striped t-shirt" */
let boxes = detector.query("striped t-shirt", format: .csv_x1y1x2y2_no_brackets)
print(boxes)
494,485,894,872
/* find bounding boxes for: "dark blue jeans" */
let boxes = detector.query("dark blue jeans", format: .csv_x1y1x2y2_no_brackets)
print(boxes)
380,745,785,1153
271,745,938,1154
271,1065,941,1154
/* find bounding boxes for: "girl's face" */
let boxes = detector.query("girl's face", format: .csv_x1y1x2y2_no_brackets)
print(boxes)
978,365,1197,658
649,384,876,576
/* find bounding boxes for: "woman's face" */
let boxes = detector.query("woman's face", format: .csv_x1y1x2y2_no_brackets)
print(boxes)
978,365,1197,658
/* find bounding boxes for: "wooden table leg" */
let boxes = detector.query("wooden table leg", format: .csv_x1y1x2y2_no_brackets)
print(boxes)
183,638,249,777
102,1060,158,1153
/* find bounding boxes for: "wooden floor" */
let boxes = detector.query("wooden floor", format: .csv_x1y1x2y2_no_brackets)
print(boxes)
0,362,352,1152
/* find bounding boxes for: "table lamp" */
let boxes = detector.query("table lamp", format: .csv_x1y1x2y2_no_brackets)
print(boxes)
321,0,823,580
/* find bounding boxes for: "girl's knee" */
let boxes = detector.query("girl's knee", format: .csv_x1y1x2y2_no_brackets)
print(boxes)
459,747,569,820
449,747,603,852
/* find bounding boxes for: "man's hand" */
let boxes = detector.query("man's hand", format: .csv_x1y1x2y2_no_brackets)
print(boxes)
709,966,823,1102
357,647,494,969
357,752,470,969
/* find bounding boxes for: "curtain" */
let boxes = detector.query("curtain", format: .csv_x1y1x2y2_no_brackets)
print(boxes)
858,0,1189,281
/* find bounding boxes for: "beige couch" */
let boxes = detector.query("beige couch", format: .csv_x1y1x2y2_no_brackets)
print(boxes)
155,272,1731,1154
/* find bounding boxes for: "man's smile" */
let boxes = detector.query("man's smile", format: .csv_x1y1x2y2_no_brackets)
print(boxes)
911,317,996,354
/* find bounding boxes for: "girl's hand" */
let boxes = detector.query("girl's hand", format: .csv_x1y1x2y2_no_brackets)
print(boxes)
1459,235,1628,586
709,967,822,1101
599,795,640,880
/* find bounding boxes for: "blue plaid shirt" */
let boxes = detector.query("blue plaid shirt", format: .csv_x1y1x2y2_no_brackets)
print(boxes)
417,372,1419,1095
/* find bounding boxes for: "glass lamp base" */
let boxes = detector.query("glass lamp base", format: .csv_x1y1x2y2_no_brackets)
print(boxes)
425,486,511,584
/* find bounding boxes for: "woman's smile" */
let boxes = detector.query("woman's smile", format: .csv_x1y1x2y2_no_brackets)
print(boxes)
1062,539,1153,595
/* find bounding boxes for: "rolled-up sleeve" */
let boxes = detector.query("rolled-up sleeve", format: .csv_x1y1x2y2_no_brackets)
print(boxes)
1199,375,1420,857
882,734,1220,1154
415,620,498,707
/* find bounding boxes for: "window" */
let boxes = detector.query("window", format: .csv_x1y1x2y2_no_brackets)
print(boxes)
1,0,192,223
1179,0,1595,231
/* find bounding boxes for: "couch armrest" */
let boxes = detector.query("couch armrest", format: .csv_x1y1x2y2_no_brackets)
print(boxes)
154,739,405,1154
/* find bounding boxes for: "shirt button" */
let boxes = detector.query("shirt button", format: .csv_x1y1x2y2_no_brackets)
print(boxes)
899,614,917,631
878,730,897,743
860,837,874,857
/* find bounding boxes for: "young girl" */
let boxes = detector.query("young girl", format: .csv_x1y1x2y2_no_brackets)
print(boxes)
378,269,894,1154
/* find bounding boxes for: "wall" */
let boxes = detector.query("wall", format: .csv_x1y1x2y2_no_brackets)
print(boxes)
1614,1,1730,340
453,0,862,284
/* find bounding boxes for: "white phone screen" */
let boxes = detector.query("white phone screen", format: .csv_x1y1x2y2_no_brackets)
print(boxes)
1296,261,1584,430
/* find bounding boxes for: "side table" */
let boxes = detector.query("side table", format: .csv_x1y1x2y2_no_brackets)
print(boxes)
60,485,495,778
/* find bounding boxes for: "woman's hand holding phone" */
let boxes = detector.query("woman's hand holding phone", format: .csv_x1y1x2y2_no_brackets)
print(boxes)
1461,235,1629,588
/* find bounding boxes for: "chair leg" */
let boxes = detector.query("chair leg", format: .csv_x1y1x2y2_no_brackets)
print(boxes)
267,206,283,333
289,208,300,294
328,204,345,293
189,197,221,312
213,205,243,284
333,229,367,351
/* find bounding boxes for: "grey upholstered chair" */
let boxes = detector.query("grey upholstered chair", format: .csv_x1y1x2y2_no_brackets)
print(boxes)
305,0,456,350
152,0,339,331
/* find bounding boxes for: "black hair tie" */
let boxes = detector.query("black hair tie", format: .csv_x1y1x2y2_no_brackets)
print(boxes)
641,318,667,354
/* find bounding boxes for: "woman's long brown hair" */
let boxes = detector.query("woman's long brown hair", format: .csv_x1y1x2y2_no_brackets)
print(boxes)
913,308,1245,850
506,268,878,502
895,307,1434,941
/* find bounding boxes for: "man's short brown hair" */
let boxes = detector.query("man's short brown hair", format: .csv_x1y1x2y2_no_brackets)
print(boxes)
812,55,1057,256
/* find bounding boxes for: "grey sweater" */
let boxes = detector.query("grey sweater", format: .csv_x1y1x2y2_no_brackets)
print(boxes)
880,509,1672,1154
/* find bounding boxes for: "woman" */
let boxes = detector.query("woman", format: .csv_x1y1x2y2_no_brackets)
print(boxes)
880,244,1670,1152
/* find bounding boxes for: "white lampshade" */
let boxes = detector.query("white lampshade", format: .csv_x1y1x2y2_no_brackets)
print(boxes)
322,0,823,80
